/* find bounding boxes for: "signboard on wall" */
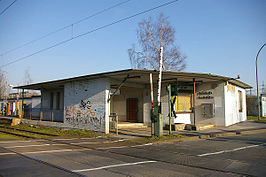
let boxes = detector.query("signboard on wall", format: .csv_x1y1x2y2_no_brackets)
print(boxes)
227,84,236,93
197,91,214,99
201,103,215,118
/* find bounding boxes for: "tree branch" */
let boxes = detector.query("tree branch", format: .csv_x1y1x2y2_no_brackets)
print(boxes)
135,51,156,70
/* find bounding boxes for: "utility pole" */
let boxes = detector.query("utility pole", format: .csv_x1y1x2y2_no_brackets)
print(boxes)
4,71,8,116
155,47,163,137
5,71,8,101
256,43,266,120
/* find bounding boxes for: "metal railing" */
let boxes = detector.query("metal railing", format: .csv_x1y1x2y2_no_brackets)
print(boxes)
24,108,64,122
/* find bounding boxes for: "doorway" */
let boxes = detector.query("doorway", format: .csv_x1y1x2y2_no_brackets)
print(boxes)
127,98,138,122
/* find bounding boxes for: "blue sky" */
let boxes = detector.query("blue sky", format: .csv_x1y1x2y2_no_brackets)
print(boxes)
0,0,265,92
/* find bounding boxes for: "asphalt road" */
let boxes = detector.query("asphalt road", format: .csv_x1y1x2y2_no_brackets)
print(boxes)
0,133,265,177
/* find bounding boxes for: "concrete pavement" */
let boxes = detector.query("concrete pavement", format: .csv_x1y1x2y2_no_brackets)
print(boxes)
116,120,266,140
1,131,265,176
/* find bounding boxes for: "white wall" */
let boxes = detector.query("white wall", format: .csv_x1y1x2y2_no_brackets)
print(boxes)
262,96,266,117
224,83,247,126
64,78,108,133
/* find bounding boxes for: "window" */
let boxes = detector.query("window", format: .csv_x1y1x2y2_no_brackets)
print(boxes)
238,90,243,112
56,92,60,110
173,93,192,112
50,92,54,109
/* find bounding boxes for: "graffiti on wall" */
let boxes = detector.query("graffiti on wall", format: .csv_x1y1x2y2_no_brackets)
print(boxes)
65,99,105,130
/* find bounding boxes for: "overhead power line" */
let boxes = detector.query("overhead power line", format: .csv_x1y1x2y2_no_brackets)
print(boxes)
0,0,131,56
0,0,179,68
0,0,17,16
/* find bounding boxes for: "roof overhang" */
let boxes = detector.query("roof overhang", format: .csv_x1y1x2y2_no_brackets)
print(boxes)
14,69,252,90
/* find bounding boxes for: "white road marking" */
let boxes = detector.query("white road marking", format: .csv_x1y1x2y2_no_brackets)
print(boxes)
71,141,114,145
72,161,157,172
53,136,104,141
0,140,33,144
53,138,80,141
23,148,90,154
97,146,127,150
0,152,15,155
0,148,90,156
130,143,153,148
198,143,266,157
4,143,66,148
97,143,153,150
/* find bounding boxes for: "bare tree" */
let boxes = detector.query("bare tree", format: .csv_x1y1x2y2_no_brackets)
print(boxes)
0,69,7,99
128,13,186,71
24,68,33,85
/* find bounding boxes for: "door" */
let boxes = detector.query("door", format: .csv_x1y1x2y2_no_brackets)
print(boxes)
127,98,138,122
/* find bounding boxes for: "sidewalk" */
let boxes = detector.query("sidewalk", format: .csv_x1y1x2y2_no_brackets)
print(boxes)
116,121,266,139
175,121,266,139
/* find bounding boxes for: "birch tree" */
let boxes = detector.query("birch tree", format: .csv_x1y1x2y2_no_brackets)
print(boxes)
128,13,186,71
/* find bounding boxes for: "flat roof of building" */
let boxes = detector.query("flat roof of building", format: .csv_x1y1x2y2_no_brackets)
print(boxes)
15,69,252,90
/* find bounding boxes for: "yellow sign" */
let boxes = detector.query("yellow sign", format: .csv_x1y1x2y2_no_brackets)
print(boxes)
227,84,235,93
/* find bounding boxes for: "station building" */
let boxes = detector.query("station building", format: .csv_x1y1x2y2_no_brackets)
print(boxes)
15,69,251,134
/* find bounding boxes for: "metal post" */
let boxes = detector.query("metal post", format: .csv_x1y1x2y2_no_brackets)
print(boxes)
22,89,24,118
116,114,118,135
52,111,54,122
168,84,172,135
30,108,32,120
40,108,43,121
4,71,8,116
256,43,266,120
193,78,196,125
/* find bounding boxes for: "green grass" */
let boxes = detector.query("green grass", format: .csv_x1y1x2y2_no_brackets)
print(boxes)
144,134,183,142
14,124,103,137
0,132,24,140
0,118,104,138
0,118,105,139
248,116,266,122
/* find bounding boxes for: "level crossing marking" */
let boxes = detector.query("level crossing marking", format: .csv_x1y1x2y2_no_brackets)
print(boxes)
0,140,33,144
130,143,153,148
53,136,104,141
72,161,157,172
4,143,66,148
97,146,128,150
197,143,266,157
0,148,91,156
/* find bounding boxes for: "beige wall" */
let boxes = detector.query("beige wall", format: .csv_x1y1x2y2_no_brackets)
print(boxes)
111,87,144,122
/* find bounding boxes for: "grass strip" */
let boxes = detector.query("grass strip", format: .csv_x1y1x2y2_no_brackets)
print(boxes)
0,127,49,139
247,116,266,122
0,132,24,140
